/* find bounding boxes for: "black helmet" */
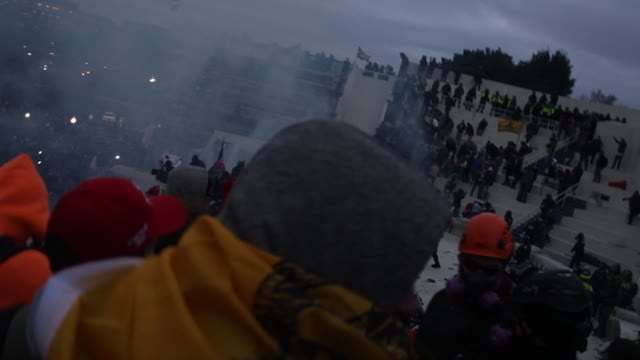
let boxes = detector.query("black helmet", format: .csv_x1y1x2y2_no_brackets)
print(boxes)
511,270,592,354
612,263,621,275
512,270,591,313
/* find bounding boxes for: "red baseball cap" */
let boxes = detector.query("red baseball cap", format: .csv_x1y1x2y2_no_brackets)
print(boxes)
47,178,187,262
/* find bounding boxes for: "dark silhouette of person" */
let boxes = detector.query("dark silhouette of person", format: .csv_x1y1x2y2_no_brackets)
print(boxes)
569,233,585,269
453,84,464,108
623,191,640,225
190,155,206,168
611,137,626,170
593,152,608,183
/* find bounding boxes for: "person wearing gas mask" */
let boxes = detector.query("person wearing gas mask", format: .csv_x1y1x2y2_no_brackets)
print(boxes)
415,213,514,359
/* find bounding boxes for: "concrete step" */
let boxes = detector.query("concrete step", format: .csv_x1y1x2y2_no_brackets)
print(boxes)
572,208,640,231
560,216,640,243
584,203,631,219
548,234,640,275
551,224,640,254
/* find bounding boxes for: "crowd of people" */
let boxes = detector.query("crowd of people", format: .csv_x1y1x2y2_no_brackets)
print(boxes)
3,120,639,359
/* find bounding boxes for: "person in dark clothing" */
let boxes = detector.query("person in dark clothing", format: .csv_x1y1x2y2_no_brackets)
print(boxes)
504,210,513,229
431,246,441,269
539,94,548,106
528,91,537,105
579,142,591,170
590,137,603,164
602,338,640,360
508,270,592,359
612,137,626,170
517,167,535,203
623,190,640,225
431,80,441,94
444,95,455,117
189,155,206,168
540,194,556,226
464,87,477,111
617,270,638,309
593,152,608,183
465,123,474,141
152,159,174,184
594,265,623,338
570,166,584,194
416,214,514,360
453,84,464,108
569,233,585,269
455,121,466,145
590,265,609,316
477,118,488,136
478,88,490,113
452,189,467,217
441,83,452,103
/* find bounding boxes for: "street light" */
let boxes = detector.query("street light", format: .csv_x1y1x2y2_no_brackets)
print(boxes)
70,116,77,124
115,155,121,160
149,76,156,83
25,112,31,119
38,150,42,155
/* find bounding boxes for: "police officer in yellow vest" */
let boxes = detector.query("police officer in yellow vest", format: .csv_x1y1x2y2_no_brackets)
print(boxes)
578,268,594,294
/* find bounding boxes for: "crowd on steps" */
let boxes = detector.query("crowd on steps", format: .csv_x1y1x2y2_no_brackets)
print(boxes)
1,120,639,359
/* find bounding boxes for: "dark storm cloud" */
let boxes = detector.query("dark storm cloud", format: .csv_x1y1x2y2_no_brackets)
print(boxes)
79,0,640,107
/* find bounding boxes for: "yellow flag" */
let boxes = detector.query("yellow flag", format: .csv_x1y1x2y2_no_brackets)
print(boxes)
497,118,523,135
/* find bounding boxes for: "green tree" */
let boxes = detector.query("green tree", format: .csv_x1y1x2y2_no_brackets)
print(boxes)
444,48,575,95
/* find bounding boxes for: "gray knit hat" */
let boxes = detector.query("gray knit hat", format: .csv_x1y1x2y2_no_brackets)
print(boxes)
167,165,210,221
219,120,448,308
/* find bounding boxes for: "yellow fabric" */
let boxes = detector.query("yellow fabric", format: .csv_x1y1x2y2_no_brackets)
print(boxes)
497,118,524,135
48,216,411,359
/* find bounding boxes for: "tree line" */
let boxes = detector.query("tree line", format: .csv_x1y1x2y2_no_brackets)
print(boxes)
422,48,575,96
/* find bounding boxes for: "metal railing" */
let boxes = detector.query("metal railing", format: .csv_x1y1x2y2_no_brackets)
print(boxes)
511,184,575,232
522,132,578,169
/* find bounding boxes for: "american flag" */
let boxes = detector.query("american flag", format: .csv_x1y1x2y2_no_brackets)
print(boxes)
357,47,371,61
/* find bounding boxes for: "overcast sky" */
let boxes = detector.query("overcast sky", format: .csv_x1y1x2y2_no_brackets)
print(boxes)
78,0,640,108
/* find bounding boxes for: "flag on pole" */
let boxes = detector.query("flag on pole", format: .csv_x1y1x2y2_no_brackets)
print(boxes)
357,47,371,61
217,140,225,162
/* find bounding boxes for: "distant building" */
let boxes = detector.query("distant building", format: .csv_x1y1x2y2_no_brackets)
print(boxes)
176,37,352,137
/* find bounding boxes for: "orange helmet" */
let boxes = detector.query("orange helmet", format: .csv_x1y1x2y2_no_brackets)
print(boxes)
459,213,513,260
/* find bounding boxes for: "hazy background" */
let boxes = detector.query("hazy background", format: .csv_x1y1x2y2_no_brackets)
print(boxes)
2,0,638,202
78,0,640,108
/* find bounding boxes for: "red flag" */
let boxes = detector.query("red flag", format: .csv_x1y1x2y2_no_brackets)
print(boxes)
357,47,371,61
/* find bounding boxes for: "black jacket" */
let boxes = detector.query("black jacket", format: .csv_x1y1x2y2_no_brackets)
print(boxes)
416,287,513,360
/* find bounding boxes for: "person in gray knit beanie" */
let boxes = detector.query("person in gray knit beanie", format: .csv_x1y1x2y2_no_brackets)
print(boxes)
219,120,449,309
154,165,212,253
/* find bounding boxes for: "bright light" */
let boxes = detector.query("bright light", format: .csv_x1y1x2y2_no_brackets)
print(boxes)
86,71,91,74
24,113,31,119
26,52,32,56
49,52,55,56
37,161,42,165
70,116,77,124
38,150,42,155
84,62,89,65
81,72,85,76
115,155,120,160
149,76,156,83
